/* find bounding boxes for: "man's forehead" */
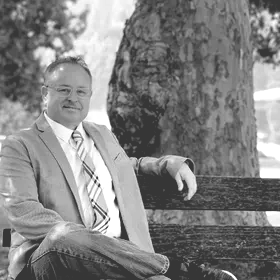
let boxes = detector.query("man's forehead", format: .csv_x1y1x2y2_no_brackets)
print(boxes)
48,65,66,80
46,63,90,82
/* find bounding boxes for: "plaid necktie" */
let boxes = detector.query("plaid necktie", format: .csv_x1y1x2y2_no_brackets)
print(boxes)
72,130,110,233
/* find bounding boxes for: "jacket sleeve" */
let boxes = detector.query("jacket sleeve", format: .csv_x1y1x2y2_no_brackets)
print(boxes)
0,135,64,241
108,129,195,177
129,156,195,178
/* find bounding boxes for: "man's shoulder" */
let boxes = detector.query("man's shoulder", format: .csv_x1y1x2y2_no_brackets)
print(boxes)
83,120,108,128
3,123,38,147
83,121,119,144
83,121,111,134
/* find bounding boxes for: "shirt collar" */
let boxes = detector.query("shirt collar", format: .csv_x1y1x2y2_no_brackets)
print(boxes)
44,111,86,144
76,122,87,141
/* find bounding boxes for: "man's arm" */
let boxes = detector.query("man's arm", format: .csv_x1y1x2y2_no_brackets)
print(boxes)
0,136,64,241
130,156,197,200
108,128,197,200
107,128,195,176
130,156,195,177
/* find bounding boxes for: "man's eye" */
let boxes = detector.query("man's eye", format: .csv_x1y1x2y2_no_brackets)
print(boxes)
57,88,71,94
77,90,87,96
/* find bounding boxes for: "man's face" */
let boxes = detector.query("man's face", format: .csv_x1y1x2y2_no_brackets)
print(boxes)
42,63,92,129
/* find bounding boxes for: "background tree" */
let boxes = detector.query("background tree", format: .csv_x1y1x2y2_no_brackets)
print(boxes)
0,0,279,115
250,0,280,65
107,0,271,278
108,0,260,176
0,98,36,135
0,0,87,113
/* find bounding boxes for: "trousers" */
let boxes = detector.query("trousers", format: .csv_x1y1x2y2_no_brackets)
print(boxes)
15,222,171,280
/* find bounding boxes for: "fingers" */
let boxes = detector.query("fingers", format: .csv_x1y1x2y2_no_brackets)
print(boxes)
175,173,184,191
185,173,197,200
175,164,197,200
179,165,197,200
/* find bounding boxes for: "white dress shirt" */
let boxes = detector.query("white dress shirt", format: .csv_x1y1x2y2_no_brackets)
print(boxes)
44,112,121,238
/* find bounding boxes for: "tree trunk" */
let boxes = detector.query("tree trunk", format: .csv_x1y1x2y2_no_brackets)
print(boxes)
107,0,271,278
108,0,260,177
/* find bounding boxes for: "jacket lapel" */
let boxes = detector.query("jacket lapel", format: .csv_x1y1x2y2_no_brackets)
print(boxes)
35,114,87,225
83,122,154,252
82,122,125,209
82,122,119,184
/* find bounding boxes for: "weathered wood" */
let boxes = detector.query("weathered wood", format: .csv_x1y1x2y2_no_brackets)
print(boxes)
0,248,8,267
2,224,280,278
150,224,280,262
4,224,280,261
3,175,280,280
139,175,280,211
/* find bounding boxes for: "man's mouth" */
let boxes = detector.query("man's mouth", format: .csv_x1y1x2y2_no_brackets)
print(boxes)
63,106,80,110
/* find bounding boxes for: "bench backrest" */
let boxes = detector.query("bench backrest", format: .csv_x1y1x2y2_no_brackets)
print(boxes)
2,175,280,277
139,175,280,265
140,175,280,211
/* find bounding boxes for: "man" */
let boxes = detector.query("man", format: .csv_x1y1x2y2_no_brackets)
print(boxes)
0,56,237,280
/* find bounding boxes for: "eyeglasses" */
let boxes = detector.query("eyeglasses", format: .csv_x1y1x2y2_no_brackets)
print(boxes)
44,85,92,98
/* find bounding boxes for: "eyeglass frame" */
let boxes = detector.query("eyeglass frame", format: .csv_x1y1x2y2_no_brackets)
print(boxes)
43,84,92,99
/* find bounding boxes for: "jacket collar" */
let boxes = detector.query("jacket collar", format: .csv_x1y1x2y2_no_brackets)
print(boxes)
35,112,87,225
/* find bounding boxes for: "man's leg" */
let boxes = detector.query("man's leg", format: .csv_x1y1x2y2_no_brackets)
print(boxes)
26,221,170,280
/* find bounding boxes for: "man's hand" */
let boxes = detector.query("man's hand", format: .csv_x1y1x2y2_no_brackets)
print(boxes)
174,163,197,201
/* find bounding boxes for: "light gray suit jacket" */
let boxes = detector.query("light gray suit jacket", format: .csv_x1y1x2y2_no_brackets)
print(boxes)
0,113,193,279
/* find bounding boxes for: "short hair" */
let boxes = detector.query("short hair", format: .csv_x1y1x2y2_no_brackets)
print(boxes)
43,56,92,84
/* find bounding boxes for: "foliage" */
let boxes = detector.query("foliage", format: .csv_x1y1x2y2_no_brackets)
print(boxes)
1,0,280,116
250,0,280,65
0,0,87,112
0,98,38,135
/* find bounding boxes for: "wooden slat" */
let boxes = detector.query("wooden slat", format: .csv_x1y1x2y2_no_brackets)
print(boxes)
139,175,280,211
149,224,280,261
0,246,8,269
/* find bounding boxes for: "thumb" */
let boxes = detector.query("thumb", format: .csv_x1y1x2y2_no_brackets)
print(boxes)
175,173,184,191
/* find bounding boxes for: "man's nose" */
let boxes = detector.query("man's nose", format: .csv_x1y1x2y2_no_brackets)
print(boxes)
67,90,79,101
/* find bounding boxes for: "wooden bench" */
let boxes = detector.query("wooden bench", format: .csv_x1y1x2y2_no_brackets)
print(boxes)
2,175,280,279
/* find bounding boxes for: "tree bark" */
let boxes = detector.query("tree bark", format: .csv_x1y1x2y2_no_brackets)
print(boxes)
108,0,260,177
108,1,271,278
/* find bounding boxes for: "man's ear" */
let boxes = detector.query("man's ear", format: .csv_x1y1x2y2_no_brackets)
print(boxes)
41,86,49,110
41,86,48,102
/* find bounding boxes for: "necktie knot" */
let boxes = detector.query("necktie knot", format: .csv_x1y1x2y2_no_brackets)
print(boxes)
72,130,83,145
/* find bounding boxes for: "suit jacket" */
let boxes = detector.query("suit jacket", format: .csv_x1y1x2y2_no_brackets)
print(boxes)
0,113,192,279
